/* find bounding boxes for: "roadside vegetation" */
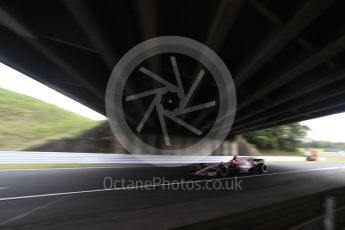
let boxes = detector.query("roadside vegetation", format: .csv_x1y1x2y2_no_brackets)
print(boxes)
0,88,101,150
243,123,309,156
301,141,345,151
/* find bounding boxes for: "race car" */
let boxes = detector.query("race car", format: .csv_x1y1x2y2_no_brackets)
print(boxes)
192,156,268,177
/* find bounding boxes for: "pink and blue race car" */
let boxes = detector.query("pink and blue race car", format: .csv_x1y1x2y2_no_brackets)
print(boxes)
193,156,268,177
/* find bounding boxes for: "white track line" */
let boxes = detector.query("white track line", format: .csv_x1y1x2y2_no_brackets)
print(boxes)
0,187,9,190
0,161,334,172
0,165,153,172
0,189,110,202
0,199,60,227
0,166,344,202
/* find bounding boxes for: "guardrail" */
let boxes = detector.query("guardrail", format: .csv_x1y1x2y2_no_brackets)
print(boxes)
173,186,345,230
0,151,306,163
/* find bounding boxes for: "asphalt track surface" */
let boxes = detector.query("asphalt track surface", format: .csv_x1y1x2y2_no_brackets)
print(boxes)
0,162,345,229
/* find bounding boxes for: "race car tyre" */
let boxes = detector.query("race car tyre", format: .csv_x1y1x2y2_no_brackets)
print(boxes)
217,165,229,177
257,163,268,173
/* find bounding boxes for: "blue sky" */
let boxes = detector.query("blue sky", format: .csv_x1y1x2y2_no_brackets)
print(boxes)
0,62,344,142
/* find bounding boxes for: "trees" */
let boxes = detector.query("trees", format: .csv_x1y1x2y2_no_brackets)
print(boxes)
301,141,345,150
243,123,309,151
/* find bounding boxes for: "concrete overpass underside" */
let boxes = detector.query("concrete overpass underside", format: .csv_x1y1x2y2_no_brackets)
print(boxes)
1,0,345,137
